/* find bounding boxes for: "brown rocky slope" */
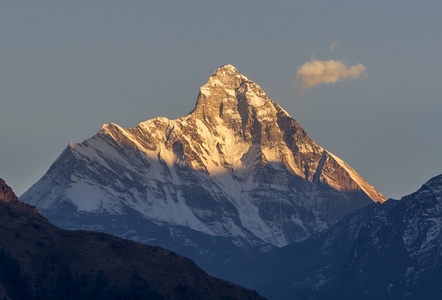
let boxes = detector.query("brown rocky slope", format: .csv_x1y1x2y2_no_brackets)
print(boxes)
0,178,37,213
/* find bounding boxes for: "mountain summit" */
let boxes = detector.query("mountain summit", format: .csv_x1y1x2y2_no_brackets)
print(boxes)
22,64,385,276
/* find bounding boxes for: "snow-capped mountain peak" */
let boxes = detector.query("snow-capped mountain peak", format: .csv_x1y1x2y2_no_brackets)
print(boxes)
21,64,385,276
195,64,270,123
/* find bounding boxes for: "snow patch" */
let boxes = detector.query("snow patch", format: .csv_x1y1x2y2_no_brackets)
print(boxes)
199,85,211,96
245,89,265,106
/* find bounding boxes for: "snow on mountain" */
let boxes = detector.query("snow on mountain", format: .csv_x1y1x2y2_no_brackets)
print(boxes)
0,179,265,300
333,173,442,299
227,200,397,300
227,174,442,299
21,64,385,276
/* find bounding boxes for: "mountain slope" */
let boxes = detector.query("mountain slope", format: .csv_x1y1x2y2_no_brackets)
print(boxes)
0,178,37,213
0,179,264,300
228,174,442,300
22,64,385,276
228,200,397,299
329,173,442,299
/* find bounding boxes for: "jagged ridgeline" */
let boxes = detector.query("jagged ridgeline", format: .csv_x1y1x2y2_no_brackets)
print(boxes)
22,64,385,277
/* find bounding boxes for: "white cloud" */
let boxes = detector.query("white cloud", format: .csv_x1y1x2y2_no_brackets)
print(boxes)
295,57,366,92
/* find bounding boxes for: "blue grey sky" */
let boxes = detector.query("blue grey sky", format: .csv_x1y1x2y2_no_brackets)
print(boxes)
1,1,441,199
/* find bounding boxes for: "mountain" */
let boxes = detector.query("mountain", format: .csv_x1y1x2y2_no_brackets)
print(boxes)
328,173,442,299
228,199,397,299
21,64,385,277
228,174,442,300
0,178,264,300
0,178,37,213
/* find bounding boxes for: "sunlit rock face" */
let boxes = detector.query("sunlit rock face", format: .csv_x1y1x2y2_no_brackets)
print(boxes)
0,178,38,213
21,64,385,276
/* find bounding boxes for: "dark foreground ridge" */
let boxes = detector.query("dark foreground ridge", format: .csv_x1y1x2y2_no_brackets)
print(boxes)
0,179,264,300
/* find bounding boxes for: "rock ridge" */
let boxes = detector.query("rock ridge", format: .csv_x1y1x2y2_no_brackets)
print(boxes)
0,178,38,213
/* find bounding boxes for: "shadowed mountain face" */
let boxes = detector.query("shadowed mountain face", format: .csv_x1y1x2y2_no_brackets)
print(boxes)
21,64,385,277
227,200,398,299
0,179,264,300
236,173,442,300
330,173,442,299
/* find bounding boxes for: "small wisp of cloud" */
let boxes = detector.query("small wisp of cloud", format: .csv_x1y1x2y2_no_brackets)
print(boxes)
295,57,366,92
330,41,338,51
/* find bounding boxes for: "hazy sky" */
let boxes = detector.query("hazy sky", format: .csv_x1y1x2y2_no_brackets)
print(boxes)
1,1,441,200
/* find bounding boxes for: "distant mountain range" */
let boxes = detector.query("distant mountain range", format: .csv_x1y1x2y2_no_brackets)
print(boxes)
228,199,398,299
21,64,385,277
0,178,264,300
229,174,442,299
335,173,442,299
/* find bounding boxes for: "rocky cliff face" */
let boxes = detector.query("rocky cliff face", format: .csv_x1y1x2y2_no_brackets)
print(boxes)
0,178,37,213
21,64,385,276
